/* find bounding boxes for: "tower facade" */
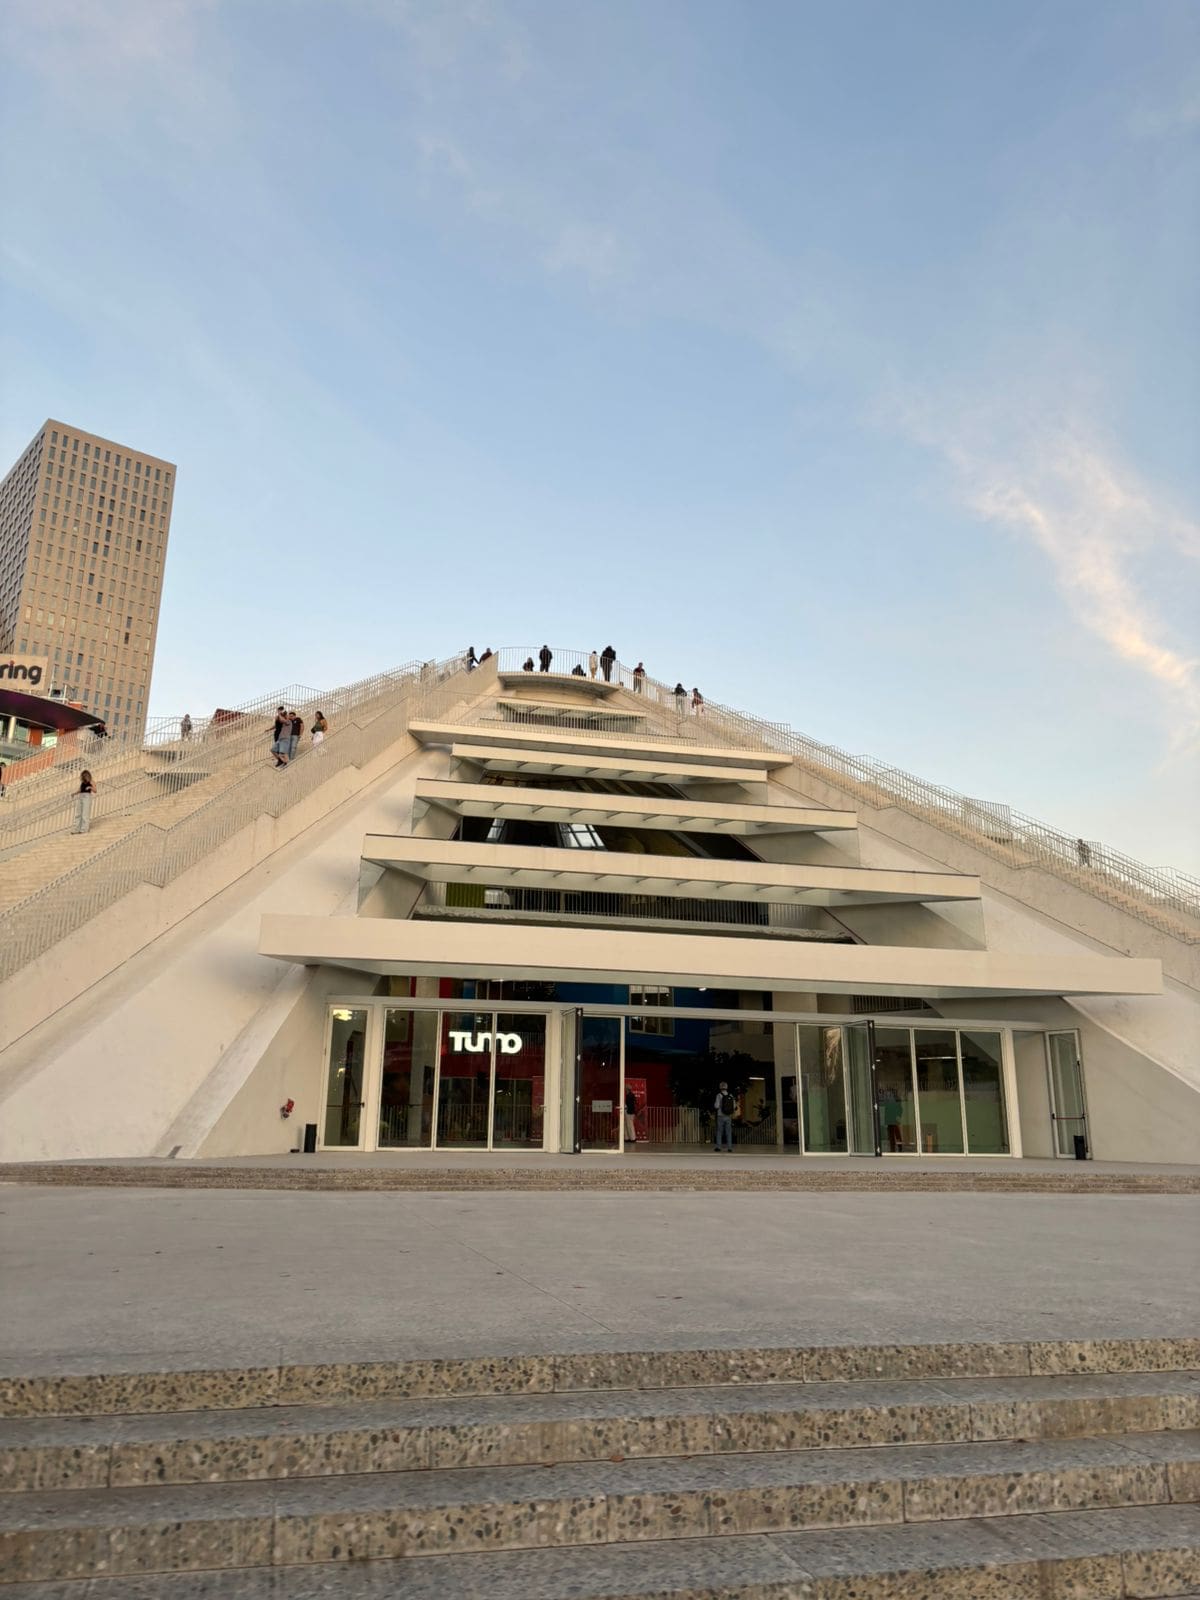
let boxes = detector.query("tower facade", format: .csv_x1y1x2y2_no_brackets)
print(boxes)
0,419,176,734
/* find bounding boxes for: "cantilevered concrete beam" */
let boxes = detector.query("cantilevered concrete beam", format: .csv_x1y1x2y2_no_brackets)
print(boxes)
362,836,980,907
260,916,1162,1001
414,778,856,836
450,744,769,786
411,720,793,769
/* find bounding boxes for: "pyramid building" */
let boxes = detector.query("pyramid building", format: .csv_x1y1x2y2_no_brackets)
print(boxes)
0,648,1195,1163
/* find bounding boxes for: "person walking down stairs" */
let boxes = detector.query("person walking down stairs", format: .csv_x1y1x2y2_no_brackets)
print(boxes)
311,710,328,755
271,708,290,768
72,770,96,834
289,712,304,762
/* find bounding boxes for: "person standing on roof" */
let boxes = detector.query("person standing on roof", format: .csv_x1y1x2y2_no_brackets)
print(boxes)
673,682,687,715
180,714,192,741
73,770,97,834
632,662,646,694
600,644,616,683
589,649,599,679
465,646,477,671
692,686,705,716
538,644,553,672
271,707,289,768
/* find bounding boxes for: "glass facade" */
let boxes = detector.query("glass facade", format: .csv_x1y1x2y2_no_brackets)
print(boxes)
316,991,1024,1157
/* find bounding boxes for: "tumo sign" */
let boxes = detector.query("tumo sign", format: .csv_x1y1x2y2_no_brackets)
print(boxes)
0,654,48,691
448,1030,523,1055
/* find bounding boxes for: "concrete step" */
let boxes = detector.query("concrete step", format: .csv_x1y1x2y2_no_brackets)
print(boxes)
4,1371,1198,1492
6,1338,1198,1419
1,1430,1197,1581
5,1159,1200,1194
3,1505,1197,1598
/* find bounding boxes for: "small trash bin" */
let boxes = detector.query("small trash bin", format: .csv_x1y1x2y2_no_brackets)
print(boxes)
1073,1134,1088,1161
303,1122,317,1154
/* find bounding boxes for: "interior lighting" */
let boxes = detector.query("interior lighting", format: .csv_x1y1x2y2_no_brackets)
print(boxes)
332,1009,354,1021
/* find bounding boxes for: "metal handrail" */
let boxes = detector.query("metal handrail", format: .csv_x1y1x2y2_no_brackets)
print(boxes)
489,647,1199,940
0,655,469,984
0,661,430,837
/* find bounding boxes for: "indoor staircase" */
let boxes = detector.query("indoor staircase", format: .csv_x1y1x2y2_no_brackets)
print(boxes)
1,1337,1197,1593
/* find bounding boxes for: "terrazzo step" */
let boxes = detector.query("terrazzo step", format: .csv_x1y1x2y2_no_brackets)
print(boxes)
6,1160,1200,1194
1,1429,1197,1582
6,1337,1199,1419
4,1370,1198,1493
3,1505,1199,1599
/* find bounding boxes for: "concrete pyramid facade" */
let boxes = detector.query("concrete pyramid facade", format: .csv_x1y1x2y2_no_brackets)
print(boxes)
0,648,1196,1163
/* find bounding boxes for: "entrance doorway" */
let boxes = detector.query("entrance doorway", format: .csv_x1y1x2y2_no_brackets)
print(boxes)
1047,1030,1089,1158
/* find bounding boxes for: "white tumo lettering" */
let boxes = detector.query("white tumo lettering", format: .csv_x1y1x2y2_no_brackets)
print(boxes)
448,1030,523,1054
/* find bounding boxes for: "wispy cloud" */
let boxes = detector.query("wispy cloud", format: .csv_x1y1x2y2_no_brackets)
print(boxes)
887,389,1200,741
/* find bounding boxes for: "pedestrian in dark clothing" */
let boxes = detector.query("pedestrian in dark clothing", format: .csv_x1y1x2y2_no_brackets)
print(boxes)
466,646,477,671
479,647,493,664
538,644,553,672
73,771,97,834
571,663,585,676
673,682,687,714
600,645,616,682
289,712,304,761
271,707,289,767
632,662,646,693
522,657,535,672
180,714,193,740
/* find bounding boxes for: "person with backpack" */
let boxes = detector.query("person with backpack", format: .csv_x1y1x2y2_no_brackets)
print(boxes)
713,1081,736,1152
624,1086,639,1146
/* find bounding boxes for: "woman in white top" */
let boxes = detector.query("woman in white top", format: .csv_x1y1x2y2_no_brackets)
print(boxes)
589,650,599,679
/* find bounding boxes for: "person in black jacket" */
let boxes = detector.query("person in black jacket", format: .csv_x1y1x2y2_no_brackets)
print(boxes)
600,644,616,682
538,644,553,672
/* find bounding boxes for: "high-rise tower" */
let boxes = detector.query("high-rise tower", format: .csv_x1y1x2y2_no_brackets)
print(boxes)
0,418,176,733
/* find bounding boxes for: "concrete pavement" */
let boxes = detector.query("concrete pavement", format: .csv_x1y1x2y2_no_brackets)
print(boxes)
1,1185,1196,1375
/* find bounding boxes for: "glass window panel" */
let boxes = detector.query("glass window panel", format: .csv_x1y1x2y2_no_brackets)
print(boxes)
961,1031,1009,1153
874,1027,918,1153
323,1008,367,1148
378,1009,437,1148
1048,1033,1087,1156
436,1011,492,1147
913,1030,965,1154
799,1025,847,1153
581,1015,621,1150
491,1012,546,1148
844,1024,876,1154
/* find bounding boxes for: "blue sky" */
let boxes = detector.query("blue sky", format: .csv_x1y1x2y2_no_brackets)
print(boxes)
2,0,1198,869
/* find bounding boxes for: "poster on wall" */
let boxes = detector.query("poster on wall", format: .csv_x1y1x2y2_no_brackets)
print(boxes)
624,1077,648,1143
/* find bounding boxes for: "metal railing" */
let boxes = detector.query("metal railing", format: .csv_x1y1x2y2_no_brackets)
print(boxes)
0,663,431,817
0,654,469,985
419,882,843,937
486,647,1199,940
0,660,437,844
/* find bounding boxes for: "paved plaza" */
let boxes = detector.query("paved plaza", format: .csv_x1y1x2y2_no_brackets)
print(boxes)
1,1183,1196,1375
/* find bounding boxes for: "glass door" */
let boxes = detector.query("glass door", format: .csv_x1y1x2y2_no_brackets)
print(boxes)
322,1007,368,1148
377,1008,437,1148
874,1027,919,1153
580,1015,622,1150
436,1011,493,1147
1047,1031,1089,1157
798,1025,848,1153
844,1022,878,1155
491,1013,546,1148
